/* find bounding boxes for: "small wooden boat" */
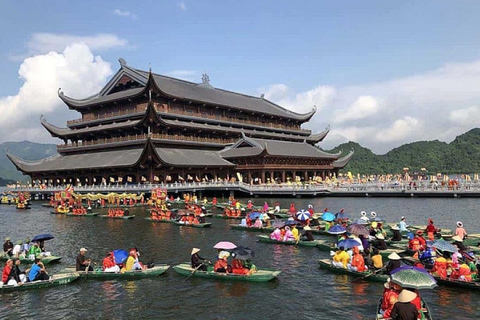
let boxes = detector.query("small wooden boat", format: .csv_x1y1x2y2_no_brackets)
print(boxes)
0,273,80,293
100,215,135,220
213,214,243,220
273,213,291,219
230,224,275,233
379,248,408,259
41,203,54,208
375,297,433,320
318,259,387,283
16,203,31,210
144,217,176,224
50,210,69,214
65,212,99,217
0,254,62,265
173,221,212,228
173,263,280,282
433,277,480,291
62,265,170,280
256,235,319,247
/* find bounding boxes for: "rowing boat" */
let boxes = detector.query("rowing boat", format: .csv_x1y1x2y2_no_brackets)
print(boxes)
214,214,243,220
317,259,387,282
173,221,212,228
62,265,170,280
0,254,62,265
433,276,480,291
256,235,319,247
230,224,275,233
173,263,280,282
375,297,433,320
50,210,68,214
65,212,99,217
0,273,79,292
41,203,53,208
144,217,176,223
100,215,135,220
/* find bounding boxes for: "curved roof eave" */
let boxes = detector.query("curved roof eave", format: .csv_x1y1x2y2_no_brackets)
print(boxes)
333,150,355,168
41,115,70,138
306,126,330,144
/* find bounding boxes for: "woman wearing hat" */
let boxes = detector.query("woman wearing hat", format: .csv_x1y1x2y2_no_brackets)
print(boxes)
214,251,231,273
390,289,419,320
452,235,467,252
372,234,388,251
390,225,403,242
380,279,400,319
191,248,208,271
425,219,438,241
3,238,13,257
455,221,467,240
301,225,314,241
385,252,402,275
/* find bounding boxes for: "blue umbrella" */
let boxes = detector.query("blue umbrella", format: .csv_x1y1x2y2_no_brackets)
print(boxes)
285,219,299,225
248,211,261,220
113,249,129,264
32,234,54,242
337,238,360,249
328,225,347,235
322,212,336,222
336,211,349,219
296,210,311,221
431,239,458,253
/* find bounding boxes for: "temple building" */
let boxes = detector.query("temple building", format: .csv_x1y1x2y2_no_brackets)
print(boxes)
8,58,353,186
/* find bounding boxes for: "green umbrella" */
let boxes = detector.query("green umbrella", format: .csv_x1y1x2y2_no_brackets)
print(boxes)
390,266,437,290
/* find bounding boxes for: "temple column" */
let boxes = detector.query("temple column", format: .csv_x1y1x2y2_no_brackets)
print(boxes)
304,171,308,182
261,171,265,185
248,171,252,184
282,171,286,183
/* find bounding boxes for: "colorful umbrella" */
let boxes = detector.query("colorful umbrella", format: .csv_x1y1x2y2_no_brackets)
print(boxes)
249,212,261,220
431,239,458,253
354,219,369,225
336,211,349,219
272,220,285,228
296,210,311,221
32,234,55,242
337,238,360,249
213,241,237,250
322,212,336,222
113,249,129,264
347,224,370,237
328,225,347,235
231,246,255,260
390,266,437,290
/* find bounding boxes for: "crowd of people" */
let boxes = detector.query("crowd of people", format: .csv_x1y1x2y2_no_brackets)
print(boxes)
190,248,256,275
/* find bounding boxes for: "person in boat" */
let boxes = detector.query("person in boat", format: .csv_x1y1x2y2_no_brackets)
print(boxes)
2,259,14,284
28,259,49,282
231,257,251,275
308,204,314,216
425,219,438,241
372,234,388,251
123,249,146,272
363,248,374,270
12,240,22,258
201,206,208,215
252,217,263,228
292,225,299,241
3,237,13,257
28,242,41,259
9,259,26,285
369,222,378,237
212,197,217,205
455,221,467,240
289,203,296,213
270,227,282,241
408,234,422,253
332,246,350,269
430,254,448,279
283,226,295,242
199,213,206,224
103,252,120,273
414,230,427,249
274,202,281,213
22,238,30,256
385,252,402,275
191,248,208,271
380,278,400,319
390,289,419,320
452,235,468,252
359,211,369,223
214,251,231,273
348,246,367,272
399,216,409,232
300,225,314,241
391,225,403,242
263,213,271,227
451,263,472,282
246,200,253,210
358,234,369,251
76,248,93,271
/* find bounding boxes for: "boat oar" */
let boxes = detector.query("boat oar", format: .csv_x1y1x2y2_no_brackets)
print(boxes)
351,267,385,283
184,262,208,281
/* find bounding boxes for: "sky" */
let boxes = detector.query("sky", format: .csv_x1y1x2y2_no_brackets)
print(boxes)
2,1,480,154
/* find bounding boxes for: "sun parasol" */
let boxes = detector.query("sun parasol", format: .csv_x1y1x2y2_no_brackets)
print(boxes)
248,212,261,220
431,239,458,253
213,241,237,250
31,234,55,242
328,225,347,235
337,238,360,249
322,212,336,222
390,266,437,290
272,220,285,228
231,246,255,260
113,249,129,264
347,224,370,237
296,210,311,221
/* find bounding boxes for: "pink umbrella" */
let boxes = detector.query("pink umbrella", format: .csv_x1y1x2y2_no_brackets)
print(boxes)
213,241,237,250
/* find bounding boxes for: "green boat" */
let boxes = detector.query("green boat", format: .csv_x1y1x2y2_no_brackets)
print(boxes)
230,224,275,233
50,210,68,214
273,213,290,219
173,221,212,228
100,215,135,220
0,254,62,265
0,273,79,293
317,259,388,283
144,217,176,223
433,276,480,291
173,263,280,282
65,212,99,217
256,235,319,247
213,214,243,220
41,203,53,208
62,265,170,280
379,248,408,259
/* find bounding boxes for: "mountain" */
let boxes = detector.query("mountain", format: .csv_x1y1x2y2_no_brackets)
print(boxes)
326,128,480,174
0,141,57,182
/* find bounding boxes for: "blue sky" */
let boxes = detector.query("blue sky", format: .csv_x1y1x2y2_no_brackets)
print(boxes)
2,1,480,153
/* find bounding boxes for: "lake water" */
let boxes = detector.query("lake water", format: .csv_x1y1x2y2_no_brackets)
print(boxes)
0,197,479,319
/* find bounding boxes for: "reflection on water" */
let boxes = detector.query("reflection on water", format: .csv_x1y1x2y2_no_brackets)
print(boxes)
0,199,480,318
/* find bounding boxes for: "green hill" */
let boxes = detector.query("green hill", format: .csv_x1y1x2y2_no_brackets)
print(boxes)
326,128,480,175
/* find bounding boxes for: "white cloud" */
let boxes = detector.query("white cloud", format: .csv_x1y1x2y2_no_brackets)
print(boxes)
26,33,128,54
179,1,187,11
113,9,138,20
165,70,197,82
262,59,480,153
0,43,113,143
